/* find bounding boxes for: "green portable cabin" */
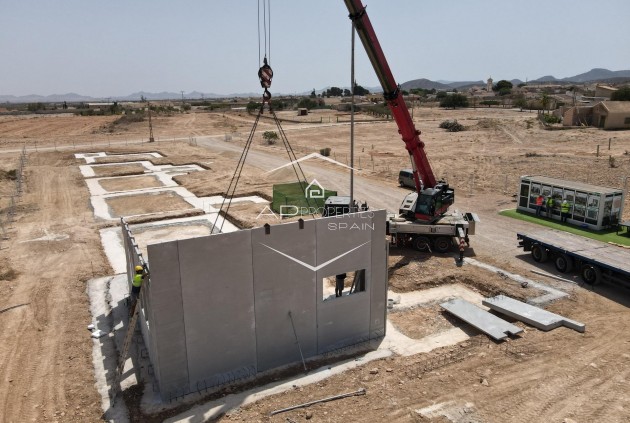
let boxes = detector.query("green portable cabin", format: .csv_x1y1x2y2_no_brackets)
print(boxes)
518,175,624,230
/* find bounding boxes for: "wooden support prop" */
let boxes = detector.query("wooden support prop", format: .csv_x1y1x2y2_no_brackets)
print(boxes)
530,269,575,284
270,388,366,416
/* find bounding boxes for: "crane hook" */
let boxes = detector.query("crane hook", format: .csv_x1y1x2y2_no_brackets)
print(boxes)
259,57,273,105
258,57,273,89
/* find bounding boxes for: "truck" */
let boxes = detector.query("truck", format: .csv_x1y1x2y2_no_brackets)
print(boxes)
517,229,630,287
327,0,479,252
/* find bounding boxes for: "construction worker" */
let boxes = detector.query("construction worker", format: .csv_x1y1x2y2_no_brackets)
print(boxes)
535,194,544,216
130,265,145,314
335,273,346,297
561,198,571,223
546,195,554,218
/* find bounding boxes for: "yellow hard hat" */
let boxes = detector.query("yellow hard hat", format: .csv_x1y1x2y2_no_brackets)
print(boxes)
135,265,143,272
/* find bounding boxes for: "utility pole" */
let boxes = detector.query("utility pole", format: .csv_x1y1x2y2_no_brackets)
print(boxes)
147,102,155,143
349,20,355,212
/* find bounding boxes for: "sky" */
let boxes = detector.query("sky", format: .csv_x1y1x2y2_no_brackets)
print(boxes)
1,0,629,98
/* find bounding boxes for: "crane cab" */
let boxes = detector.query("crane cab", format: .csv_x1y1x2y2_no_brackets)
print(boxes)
399,182,454,223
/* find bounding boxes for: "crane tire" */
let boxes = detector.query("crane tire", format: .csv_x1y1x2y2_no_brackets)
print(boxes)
433,236,451,253
413,236,431,252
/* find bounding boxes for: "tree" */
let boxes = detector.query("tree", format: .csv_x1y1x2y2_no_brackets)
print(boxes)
439,93,469,109
326,87,343,97
611,86,630,101
27,103,44,112
541,92,550,114
297,98,318,109
513,94,527,111
246,101,261,112
353,84,370,96
493,80,513,95
262,131,278,145
270,99,286,110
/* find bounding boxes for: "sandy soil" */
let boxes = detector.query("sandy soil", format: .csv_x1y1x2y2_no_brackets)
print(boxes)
91,163,146,177
1,108,629,423
105,191,195,218
97,175,163,192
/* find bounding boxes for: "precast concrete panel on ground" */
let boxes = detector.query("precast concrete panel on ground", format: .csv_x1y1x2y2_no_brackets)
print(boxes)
251,221,318,372
440,298,523,341
146,241,189,397
315,213,373,353
482,295,585,333
177,230,257,390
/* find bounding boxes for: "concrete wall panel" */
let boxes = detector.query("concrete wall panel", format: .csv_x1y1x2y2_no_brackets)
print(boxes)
369,210,387,338
147,241,189,396
144,210,388,397
252,220,317,371
177,231,256,389
315,213,373,352
251,221,318,372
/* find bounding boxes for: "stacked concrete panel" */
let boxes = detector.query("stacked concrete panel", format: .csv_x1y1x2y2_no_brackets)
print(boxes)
482,295,585,333
130,210,387,400
440,298,523,341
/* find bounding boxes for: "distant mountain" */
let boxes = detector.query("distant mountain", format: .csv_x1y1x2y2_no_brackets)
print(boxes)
562,68,630,83
532,75,559,83
530,68,630,84
400,78,451,91
2,68,629,104
446,80,485,89
0,92,95,103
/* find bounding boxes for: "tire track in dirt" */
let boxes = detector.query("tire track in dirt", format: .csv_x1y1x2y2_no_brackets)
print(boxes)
0,153,105,422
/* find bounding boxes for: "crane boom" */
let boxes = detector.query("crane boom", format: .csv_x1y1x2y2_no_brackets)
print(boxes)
344,0,435,190
343,0,454,222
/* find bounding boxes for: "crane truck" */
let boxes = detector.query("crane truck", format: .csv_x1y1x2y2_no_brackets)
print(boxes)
324,0,479,253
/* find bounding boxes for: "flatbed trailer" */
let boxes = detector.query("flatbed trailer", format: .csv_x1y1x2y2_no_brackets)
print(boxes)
517,229,630,287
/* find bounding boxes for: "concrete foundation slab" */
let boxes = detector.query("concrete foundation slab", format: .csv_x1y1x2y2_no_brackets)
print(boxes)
75,151,163,164
464,257,568,305
482,295,585,333
440,298,523,341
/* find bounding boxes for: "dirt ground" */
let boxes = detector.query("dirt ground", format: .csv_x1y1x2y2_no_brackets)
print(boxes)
105,191,195,218
91,163,147,177
1,107,630,423
98,175,164,192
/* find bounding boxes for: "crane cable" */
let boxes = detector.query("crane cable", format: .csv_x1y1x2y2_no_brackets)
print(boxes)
214,1,315,232
258,0,271,67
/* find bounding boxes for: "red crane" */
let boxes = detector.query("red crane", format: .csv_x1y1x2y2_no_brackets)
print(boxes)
343,0,454,222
